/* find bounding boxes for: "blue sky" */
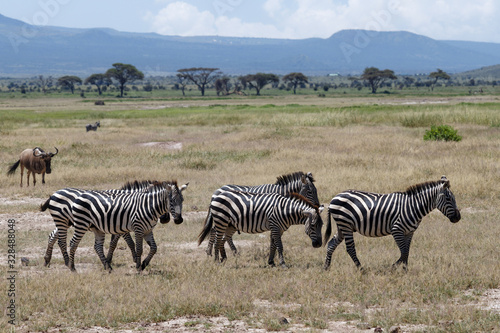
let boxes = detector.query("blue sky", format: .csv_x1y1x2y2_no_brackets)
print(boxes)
2,0,499,42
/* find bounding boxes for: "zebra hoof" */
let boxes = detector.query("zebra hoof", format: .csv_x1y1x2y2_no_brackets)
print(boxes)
44,259,50,267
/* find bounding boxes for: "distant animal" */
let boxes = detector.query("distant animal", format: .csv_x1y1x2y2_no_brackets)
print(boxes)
323,176,461,271
199,190,324,267
41,180,171,269
204,172,321,257
67,181,188,272
94,100,105,106
86,121,100,132
7,147,59,187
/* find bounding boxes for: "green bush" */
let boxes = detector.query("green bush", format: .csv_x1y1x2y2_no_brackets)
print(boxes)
424,125,462,142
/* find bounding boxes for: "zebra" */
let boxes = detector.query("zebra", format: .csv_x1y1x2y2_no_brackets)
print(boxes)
323,176,461,271
198,190,324,267
41,180,173,269
68,181,188,272
204,171,321,256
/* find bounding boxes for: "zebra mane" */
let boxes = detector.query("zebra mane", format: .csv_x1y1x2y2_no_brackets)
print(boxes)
275,171,313,185
119,180,158,191
287,192,319,211
119,180,178,192
404,180,442,195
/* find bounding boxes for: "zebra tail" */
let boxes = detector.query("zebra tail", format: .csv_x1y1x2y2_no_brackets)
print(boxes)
40,198,51,212
323,210,332,246
7,160,20,176
197,210,213,246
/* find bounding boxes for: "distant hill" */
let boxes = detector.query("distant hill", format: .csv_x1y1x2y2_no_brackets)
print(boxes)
456,64,500,78
1,14,500,77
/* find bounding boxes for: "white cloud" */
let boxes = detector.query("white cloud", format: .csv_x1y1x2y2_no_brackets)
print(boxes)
147,0,500,42
149,2,216,36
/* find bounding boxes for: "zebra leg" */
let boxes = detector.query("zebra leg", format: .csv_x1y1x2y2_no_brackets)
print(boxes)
68,229,87,272
134,230,145,271
324,229,345,270
106,234,121,266
56,227,70,267
344,231,362,269
392,231,414,271
206,227,216,256
268,233,277,267
225,225,238,255
123,233,137,262
270,228,286,268
44,228,58,267
140,232,157,270
92,230,111,271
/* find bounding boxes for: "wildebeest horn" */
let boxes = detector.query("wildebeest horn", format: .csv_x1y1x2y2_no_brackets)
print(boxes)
33,147,45,157
50,147,59,156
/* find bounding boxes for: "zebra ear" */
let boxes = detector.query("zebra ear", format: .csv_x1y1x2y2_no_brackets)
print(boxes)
441,176,450,188
318,205,324,214
180,183,189,192
301,174,307,184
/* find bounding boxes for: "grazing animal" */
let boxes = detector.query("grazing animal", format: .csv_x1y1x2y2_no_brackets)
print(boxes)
86,121,100,132
41,180,171,269
198,190,324,267
204,172,321,256
323,176,461,271
67,181,188,272
7,147,58,187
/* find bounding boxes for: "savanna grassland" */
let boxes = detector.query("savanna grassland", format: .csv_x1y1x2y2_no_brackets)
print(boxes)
0,93,499,332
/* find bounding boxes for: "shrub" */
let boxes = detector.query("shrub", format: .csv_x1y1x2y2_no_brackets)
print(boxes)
424,125,462,142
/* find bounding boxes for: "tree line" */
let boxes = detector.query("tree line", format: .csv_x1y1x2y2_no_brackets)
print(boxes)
3,64,494,96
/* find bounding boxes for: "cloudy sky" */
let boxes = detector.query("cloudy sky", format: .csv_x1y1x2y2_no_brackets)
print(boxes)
2,0,499,42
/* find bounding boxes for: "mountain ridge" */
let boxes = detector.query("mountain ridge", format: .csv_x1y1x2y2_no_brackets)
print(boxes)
1,13,499,77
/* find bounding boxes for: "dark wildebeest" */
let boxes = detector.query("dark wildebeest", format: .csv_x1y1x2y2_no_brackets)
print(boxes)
86,121,100,132
7,147,59,187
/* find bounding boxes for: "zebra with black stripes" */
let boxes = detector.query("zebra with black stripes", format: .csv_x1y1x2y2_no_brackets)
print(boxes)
65,181,187,272
198,190,324,267
204,171,320,256
41,180,170,268
323,176,461,271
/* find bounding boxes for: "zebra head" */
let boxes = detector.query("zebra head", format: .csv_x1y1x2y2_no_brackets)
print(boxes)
298,172,321,207
436,176,461,223
304,205,324,248
167,182,189,224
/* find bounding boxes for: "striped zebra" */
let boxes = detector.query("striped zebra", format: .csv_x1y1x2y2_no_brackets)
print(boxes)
204,171,320,256
41,180,170,268
198,190,324,267
323,176,461,271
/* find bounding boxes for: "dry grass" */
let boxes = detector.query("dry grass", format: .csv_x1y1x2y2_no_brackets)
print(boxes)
0,95,499,332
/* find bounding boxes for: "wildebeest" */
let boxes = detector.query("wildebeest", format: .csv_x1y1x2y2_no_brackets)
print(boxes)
86,121,100,132
7,147,58,187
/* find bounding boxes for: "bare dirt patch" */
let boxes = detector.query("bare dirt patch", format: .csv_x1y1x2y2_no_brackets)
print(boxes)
137,141,183,150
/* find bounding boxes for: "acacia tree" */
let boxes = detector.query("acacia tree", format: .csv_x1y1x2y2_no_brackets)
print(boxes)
175,73,190,96
37,75,53,94
361,67,397,93
84,74,111,95
215,76,231,96
57,76,82,94
429,69,450,91
105,63,144,97
177,67,220,96
239,73,279,96
282,72,308,94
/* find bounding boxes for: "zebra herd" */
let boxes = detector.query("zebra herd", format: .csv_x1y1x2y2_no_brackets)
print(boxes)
40,172,461,272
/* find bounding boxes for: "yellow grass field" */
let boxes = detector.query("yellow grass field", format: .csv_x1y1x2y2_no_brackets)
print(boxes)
0,94,499,332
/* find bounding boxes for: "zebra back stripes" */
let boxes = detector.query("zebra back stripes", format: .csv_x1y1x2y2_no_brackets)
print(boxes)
68,181,188,271
323,176,461,270
204,171,320,256
199,190,323,267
